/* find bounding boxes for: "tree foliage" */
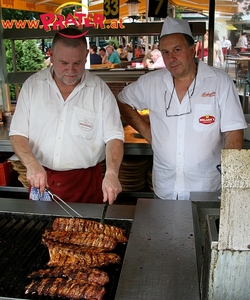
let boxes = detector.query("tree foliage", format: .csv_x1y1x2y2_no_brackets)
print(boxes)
2,6,78,20
2,9,41,20
20,40,45,71
237,0,250,15
4,39,45,99
231,0,250,22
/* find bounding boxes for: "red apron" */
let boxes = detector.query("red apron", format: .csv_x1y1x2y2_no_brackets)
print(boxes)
29,164,103,203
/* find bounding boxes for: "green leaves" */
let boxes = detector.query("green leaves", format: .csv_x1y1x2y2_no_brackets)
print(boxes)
4,39,46,99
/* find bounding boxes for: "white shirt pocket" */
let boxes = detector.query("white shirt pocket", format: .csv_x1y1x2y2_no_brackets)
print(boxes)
71,106,98,140
193,103,218,132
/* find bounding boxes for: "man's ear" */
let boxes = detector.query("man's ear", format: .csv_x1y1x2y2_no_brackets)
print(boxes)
191,45,196,58
49,48,54,63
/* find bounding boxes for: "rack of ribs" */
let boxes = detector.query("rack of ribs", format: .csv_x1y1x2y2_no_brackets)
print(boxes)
43,239,121,268
52,217,128,243
42,229,117,251
25,277,105,300
28,266,109,286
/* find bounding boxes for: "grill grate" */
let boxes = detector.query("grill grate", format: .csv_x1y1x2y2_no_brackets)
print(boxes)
0,213,131,300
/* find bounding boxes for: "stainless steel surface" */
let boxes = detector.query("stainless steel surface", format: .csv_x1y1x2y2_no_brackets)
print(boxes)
45,188,84,218
115,198,200,300
191,194,220,285
100,201,109,224
0,198,135,220
190,192,221,202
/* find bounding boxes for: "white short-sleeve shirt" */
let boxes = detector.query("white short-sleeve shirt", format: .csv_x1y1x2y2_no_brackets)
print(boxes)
118,60,246,200
10,68,124,171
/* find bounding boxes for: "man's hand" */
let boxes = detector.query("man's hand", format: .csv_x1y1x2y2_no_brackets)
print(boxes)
102,172,122,204
10,135,48,193
26,161,47,193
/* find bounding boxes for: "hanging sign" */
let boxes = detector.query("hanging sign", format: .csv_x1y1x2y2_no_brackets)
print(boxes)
148,0,168,18
2,1,125,31
104,0,119,19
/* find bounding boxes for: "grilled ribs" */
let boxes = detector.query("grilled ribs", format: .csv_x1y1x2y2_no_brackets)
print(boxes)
52,217,128,243
42,239,121,268
42,239,108,254
28,266,109,286
25,277,105,300
42,229,117,250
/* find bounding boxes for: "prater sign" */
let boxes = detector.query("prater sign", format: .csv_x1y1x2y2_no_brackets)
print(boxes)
1,1,125,33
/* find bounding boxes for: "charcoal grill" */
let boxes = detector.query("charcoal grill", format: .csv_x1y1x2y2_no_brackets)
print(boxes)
0,197,201,300
0,211,132,300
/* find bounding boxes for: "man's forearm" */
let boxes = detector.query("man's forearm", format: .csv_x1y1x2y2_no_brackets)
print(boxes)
105,139,124,175
10,135,37,168
224,129,244,149
117,101,151,143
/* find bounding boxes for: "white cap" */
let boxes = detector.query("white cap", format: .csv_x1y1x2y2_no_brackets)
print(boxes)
160,16,193,38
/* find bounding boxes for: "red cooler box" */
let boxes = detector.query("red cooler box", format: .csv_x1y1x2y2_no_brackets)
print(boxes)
0,156,17,186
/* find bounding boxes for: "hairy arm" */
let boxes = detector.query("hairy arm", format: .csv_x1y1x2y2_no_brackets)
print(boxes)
10,135,47,192
224,129,244,149
102,139,124,204
117,101,152,144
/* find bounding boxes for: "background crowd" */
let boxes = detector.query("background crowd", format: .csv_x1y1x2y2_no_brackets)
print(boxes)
88,32,238,70
45,31,248,70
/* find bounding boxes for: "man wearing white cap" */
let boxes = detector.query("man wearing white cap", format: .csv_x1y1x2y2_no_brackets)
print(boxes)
118,16,246,200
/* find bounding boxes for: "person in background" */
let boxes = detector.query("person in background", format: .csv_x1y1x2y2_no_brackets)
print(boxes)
237,33,248,52
135,45,145,58
127,47,133,62
106,45,121,64
117,45,124,56
121,46,133,62
196,30,209,63
120,45,132,61
146,49,165,69
89,44,102,65
123,43,131,52
99,47,108,64
214,32,223,68
108,42,120,56
9,28,124,204
138,36,144,46
221,36,231,57
143,44,158,64
117,16,246,200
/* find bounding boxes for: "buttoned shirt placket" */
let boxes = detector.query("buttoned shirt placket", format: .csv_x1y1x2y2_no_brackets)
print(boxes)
52,99,69,170
174,93,189,200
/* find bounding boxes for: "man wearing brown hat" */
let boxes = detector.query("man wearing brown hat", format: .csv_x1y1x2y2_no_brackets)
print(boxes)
118,16,246,200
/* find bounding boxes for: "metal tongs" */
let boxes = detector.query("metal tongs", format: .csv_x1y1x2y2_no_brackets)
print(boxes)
45,188,83,218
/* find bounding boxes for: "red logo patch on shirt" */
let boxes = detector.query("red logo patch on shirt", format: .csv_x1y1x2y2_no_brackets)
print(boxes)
199,115,215,125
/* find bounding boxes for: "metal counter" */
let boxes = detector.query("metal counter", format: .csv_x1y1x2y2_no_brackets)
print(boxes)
115,198,200,300
0,197,200,300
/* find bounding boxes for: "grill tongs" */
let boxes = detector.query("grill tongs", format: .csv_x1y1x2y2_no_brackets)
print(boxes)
45,188,83,218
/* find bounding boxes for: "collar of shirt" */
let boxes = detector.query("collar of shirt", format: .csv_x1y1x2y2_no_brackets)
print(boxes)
159,59,217,90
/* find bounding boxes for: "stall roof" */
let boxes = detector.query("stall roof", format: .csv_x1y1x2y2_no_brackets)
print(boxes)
170,0,238,15
0,0,238,16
